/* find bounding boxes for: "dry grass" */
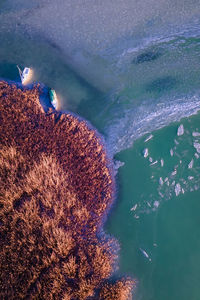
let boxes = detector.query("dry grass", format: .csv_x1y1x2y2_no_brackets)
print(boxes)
0,81,135,299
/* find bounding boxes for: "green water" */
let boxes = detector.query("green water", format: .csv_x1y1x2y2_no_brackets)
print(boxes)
1,2,200,299
106,114,200,299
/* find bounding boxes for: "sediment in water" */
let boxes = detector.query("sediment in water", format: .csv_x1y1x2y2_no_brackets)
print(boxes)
0,81,135,299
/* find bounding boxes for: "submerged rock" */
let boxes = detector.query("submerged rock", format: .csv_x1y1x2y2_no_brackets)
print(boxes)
133,51,162,64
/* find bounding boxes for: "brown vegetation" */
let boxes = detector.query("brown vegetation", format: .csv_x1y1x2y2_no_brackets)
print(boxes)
0,81,135,299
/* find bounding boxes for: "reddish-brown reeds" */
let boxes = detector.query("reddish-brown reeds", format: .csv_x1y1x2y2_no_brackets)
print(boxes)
0,81,135,299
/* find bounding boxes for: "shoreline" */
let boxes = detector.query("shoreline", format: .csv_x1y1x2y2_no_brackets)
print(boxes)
0,80,135,299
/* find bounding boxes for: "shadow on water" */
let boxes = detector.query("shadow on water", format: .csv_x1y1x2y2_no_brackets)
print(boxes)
0,62,20,81
132,50,163,64
145,76,178,93
0,0,6,9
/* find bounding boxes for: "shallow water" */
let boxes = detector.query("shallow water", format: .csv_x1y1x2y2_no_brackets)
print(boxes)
107,116,200,299
1,1,200,299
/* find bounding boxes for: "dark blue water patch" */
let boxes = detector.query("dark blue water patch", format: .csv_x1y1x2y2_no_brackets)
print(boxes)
145,76,178,93
132,51,163,64
0,62,20,81
0,0,6,9
76,89,107,131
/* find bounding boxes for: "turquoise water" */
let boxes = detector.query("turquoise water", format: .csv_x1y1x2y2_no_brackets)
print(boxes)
1,1,200,299
107,115,200,299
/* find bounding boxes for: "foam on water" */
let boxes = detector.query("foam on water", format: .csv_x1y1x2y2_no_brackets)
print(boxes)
106,93,200,155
